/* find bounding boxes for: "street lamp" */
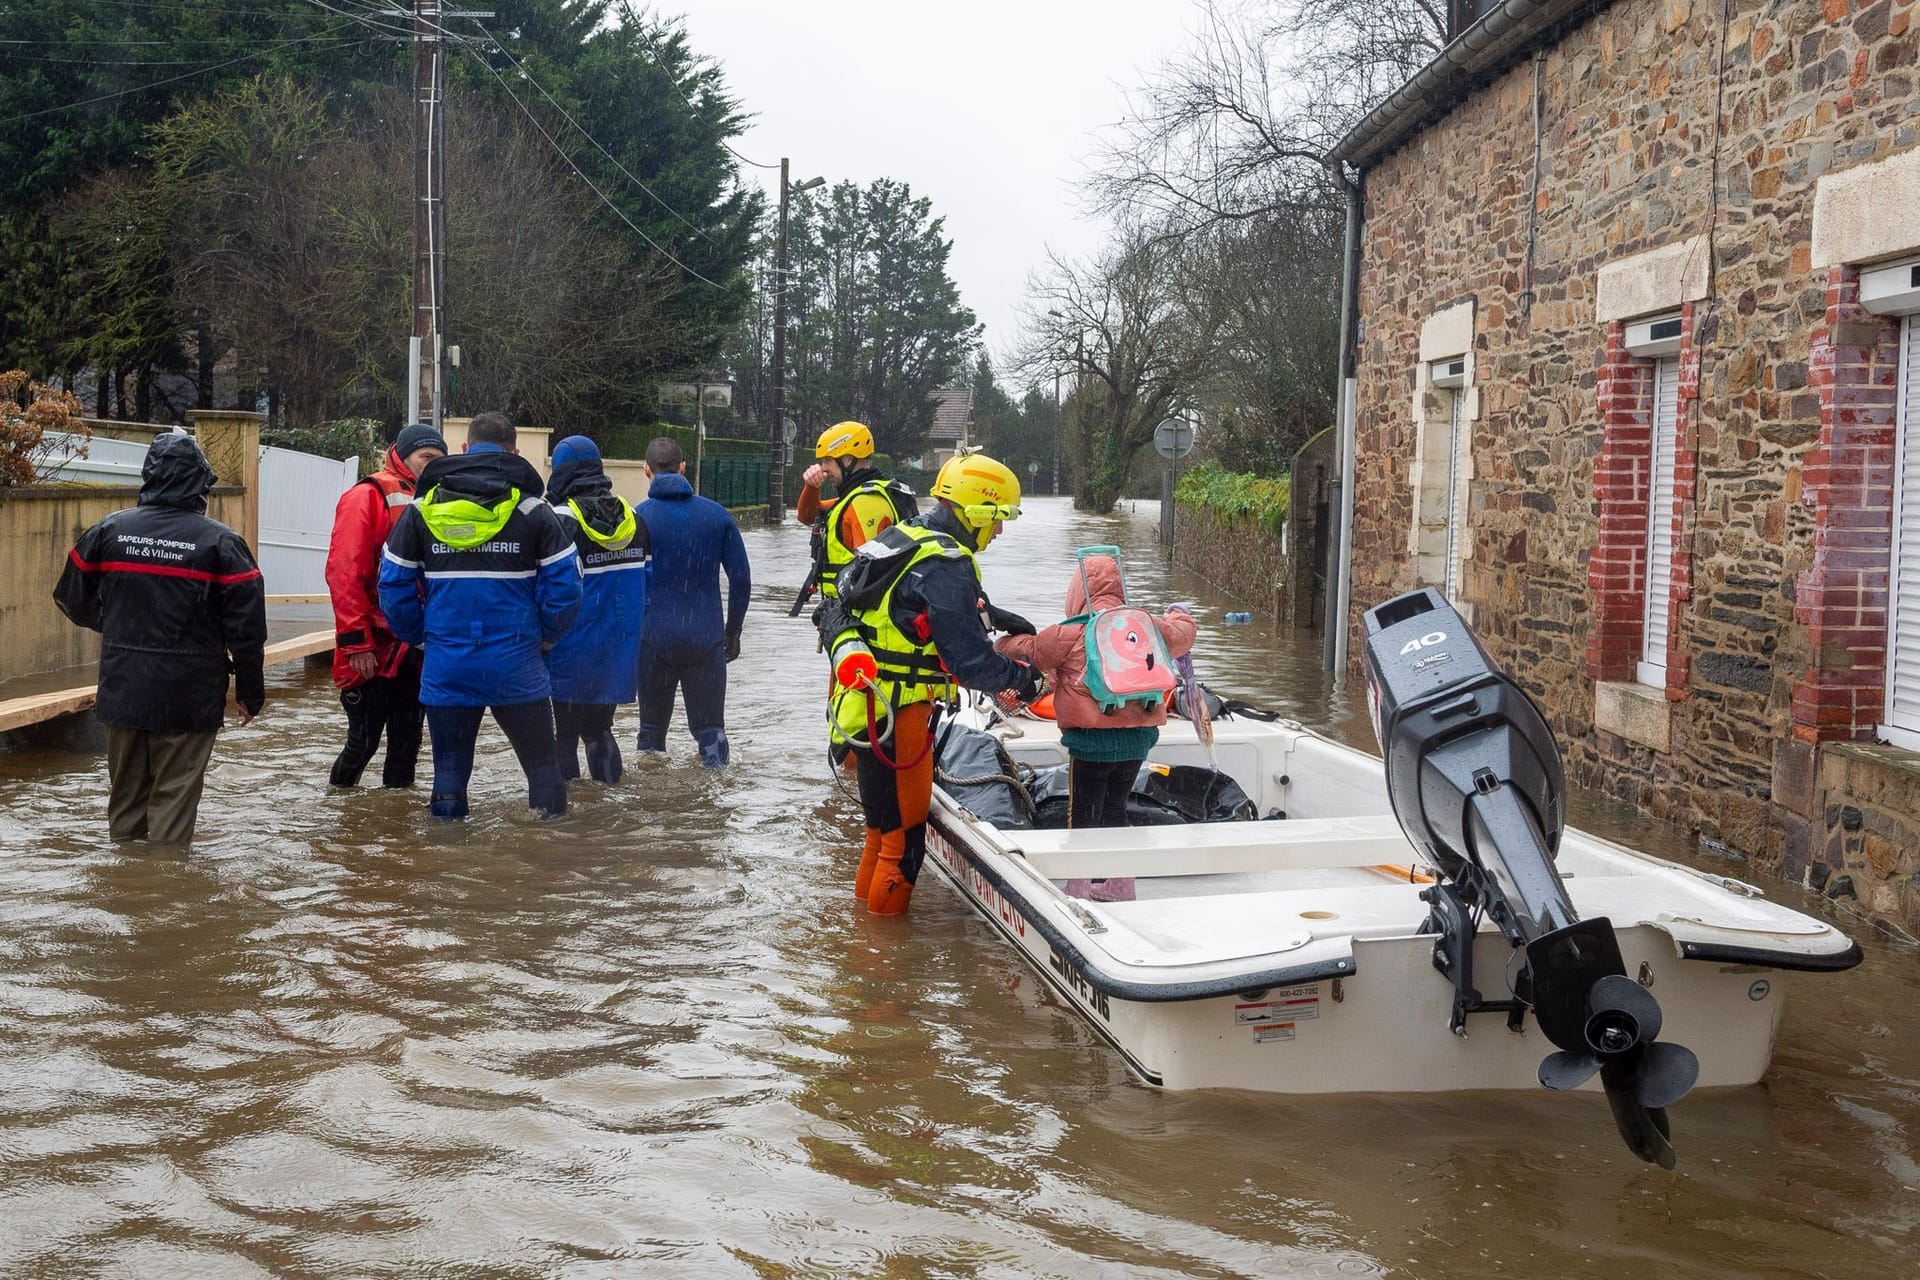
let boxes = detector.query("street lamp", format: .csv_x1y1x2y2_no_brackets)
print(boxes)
769,162,825,524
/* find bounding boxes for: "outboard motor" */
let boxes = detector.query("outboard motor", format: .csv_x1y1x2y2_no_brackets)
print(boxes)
1362,589,1699,1168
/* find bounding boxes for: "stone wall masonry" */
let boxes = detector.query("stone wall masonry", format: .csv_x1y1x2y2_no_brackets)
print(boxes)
1172,505,1294,624
1167,498,1290,621
1345,0,1920,923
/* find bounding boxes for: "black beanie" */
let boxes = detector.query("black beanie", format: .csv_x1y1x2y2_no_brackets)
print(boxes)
395,422,449,457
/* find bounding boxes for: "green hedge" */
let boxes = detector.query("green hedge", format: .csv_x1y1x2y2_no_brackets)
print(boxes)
601,422,767,461
1175,461,1291,535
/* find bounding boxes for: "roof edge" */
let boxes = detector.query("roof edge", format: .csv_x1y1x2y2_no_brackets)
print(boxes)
1326,0,1616,171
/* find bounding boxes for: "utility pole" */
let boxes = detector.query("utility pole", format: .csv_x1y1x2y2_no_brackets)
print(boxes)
412,0,446,430
409,1,490,431
768,159,823,524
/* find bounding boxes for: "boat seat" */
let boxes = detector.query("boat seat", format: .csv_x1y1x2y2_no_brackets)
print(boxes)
1009,815,1418,880
1088,881,1434,964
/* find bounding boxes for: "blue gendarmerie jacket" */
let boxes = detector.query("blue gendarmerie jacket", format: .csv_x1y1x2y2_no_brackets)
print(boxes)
545,458,649,705
635,471,750,660
378,444,581,707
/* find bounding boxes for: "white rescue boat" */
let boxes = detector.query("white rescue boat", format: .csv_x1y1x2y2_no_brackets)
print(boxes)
922,589,1860,1166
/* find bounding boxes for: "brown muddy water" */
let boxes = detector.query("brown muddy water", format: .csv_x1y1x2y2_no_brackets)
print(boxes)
0,497,1915,1278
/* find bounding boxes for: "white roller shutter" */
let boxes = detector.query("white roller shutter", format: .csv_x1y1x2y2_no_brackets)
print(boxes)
1638,358,1681,686
1444,390,1464,601
1885,318,1920,746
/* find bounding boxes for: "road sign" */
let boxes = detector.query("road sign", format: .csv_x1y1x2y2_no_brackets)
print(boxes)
1154,417,1196,460
782,417,798,444
658,382,699,406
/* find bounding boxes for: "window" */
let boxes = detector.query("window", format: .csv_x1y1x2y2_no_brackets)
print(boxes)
1640,356,1680,685
1885,316,1920,748
1431,358,1468,602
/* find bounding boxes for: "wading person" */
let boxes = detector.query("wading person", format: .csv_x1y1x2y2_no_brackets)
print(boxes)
545,435,649,785
323,422,446,789
53,430,267,845
793,420,916,602
378,412,581,819
830,450,1040,914
994,550,1195,899
634,436,750,768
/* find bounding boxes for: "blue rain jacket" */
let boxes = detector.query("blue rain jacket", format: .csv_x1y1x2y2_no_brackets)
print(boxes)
545,463,649,705
635,472,750,660
378,446,582,707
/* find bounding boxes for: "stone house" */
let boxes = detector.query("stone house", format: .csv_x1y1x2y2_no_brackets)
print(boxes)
1326,0,1920,932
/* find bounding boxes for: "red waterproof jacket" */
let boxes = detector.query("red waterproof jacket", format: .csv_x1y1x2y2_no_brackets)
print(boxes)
325,445,420,688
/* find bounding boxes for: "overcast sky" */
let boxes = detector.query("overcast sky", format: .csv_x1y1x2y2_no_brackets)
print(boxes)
674,0,1200,382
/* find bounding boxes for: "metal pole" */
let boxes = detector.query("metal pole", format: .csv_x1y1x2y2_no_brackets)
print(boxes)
413,0,445,428
1161,462,1174,548
768,158,790,523
695,388,705,496
1324,167,1364,675
1052,368,1061,495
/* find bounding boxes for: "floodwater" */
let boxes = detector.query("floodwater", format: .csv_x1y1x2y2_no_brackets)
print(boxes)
0,497,1915,1278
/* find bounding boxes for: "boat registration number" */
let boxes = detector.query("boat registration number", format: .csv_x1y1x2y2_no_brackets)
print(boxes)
1235,986,1320,1028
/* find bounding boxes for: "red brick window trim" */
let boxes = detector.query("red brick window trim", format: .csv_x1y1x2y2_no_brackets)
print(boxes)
1586,305,1699,699
1793,265,1903,744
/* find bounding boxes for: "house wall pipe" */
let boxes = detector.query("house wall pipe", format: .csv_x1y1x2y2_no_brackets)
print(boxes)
1324,167,1364,674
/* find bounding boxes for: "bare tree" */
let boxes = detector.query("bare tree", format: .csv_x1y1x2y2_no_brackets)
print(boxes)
1090,0,1446,238
1017,229,1221,513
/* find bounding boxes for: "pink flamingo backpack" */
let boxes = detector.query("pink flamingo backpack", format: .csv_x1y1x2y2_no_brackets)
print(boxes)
1067,545,1176,713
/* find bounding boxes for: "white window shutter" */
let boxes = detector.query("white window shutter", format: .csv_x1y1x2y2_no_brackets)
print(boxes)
1639,358,1681,685
1445,391,1464,601
1886,319,1920,744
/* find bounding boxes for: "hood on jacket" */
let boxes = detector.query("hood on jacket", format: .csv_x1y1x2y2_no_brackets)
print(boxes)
648,471,694,500
1066,553,1126,615
547,435,614,504
563,493,638,548
416,447,545,506
138,431,217,512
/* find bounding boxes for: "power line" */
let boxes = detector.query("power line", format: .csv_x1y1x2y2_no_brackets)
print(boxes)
459,40,723,289
0,23,358,128
467,17,718,245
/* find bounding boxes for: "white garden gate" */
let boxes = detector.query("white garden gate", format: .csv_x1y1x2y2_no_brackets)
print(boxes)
257,445,359,596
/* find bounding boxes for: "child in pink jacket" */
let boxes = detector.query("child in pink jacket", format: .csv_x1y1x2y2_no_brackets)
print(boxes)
995,551,1196,843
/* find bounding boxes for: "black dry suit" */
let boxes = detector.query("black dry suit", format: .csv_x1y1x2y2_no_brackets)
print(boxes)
54,431,268,733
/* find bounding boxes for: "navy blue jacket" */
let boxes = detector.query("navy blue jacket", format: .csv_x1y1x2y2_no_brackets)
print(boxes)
635,472,750,659
546,464,649,705
378,446,581,707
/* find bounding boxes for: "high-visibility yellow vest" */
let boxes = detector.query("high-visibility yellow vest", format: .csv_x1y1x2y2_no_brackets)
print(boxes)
820,479,915,598
847,523,979,707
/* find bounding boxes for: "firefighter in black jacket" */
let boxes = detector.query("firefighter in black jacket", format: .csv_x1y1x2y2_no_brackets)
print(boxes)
54,431,268,845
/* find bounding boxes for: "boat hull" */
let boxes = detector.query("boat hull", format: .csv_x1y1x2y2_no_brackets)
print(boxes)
926,806,1790,1095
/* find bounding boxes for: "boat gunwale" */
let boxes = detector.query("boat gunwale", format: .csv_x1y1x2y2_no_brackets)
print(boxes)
930,801,1358,1003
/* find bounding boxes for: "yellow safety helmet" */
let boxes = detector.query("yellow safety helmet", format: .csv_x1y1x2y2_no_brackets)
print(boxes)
815,421,875,460
930,449,1022,548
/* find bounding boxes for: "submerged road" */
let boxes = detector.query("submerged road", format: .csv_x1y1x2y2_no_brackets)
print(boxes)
0,497,1914,1277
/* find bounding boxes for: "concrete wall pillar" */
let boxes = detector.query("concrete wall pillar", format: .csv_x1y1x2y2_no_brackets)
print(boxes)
190,409,263,551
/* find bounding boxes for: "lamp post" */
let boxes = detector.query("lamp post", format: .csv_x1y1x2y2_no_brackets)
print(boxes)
769,159,824,525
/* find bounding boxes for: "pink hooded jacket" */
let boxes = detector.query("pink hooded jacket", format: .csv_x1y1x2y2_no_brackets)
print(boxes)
994,553,1196,731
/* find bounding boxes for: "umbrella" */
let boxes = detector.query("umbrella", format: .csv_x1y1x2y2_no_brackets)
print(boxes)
1174,651,1219,774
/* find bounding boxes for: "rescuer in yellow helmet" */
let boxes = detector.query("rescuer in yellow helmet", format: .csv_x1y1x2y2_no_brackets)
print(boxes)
793,421,918,606
827,449,1040,913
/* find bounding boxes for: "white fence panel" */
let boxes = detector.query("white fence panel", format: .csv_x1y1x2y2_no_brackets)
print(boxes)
257,445,358,596
39,430,149,485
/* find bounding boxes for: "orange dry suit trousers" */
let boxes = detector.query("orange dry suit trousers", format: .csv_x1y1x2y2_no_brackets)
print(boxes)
852,701,935,914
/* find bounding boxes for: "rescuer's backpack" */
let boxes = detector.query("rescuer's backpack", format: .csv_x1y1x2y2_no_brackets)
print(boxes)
1067,545,1176,713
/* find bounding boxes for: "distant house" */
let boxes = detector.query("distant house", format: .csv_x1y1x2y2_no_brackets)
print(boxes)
910,386,974,469
1327,0,1920,930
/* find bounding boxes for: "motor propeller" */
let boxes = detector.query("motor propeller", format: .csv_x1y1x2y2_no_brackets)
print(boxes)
1362,589,1700,1167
